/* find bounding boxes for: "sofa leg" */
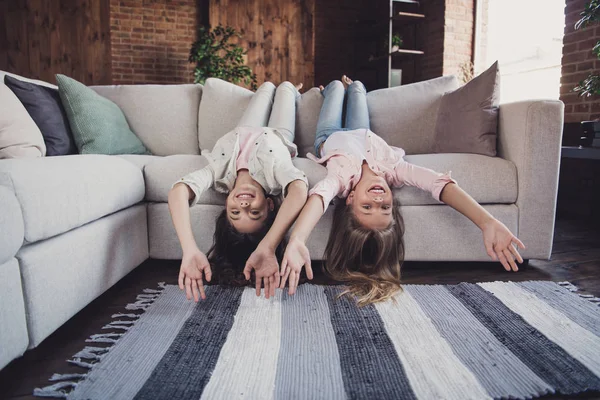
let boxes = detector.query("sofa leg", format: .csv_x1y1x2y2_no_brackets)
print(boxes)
520,259,530,270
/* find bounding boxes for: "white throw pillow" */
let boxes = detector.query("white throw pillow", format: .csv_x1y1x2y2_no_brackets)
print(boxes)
197,78,256,152
367,75,460,155
0,78,46,159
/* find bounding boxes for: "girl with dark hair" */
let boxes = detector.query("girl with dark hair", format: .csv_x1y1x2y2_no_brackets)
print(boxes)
280,76,525,305
168,81,308,302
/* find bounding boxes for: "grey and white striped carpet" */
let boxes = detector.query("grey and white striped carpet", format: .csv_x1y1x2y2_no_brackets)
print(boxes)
35,281,600,399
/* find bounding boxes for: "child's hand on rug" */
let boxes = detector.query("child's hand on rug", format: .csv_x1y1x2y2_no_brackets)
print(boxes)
244,244,280,299
280,237,313,295
481,218,526,272
178,248,212,302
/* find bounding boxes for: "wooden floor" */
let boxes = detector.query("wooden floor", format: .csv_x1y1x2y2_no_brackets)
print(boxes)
2,217,600,400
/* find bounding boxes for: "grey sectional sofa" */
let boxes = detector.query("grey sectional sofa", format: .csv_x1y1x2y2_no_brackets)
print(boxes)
0,71,564,370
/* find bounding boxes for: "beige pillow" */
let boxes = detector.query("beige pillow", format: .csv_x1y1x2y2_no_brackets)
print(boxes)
433,61,500,156
0,80,46,159
295,87,324,157
367,75,460,155
197,78,256,152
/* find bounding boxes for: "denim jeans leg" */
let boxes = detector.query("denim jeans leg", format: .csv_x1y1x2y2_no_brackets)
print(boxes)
314,80,346,156
345,80,370,131
267,81,300,144
237,81,276,127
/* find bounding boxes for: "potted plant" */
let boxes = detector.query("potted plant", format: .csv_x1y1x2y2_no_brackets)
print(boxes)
391,34,403,52
573,1,600,146
573,1,599,98
189,25,258,90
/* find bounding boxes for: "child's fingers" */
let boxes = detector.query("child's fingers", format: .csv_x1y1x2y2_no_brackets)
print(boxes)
513,236,526,250
264,277,271,299
305,257,314,280
191,279,200,302
243,263,252,281
273,269,281,291
495,246,510,271
289,272,298,295
269,275,276,298
279,259,289,289
509,244,524,264
198,280,206,300
185,277,192,300
484,242,496,261
204,266,212,282
178,270,185,290
255,277,262,297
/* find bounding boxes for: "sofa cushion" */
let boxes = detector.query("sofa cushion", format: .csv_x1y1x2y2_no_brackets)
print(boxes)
92,84,203,156
367,75,460,155
295,87,324,157
0,76,46,158
398,153,517,205
0,186,24,264
117,154,163,171
145,155,327,203
197,78,255,152
4,75,76,156
0,155,144,243
56,74,149,155
0,258,28,370
434,61,500,156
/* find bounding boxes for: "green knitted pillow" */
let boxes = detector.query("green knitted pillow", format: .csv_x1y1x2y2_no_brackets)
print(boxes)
56,74,149,155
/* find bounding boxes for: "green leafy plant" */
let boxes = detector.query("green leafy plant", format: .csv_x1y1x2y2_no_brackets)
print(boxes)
189,25,258,90
392,34,403,48
573,0,600,97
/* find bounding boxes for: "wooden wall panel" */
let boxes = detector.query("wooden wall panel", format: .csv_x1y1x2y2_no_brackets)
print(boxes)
209,0,315,87
0,0,111,85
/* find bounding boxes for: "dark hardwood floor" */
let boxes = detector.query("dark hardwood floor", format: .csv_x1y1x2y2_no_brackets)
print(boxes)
1,217,600,400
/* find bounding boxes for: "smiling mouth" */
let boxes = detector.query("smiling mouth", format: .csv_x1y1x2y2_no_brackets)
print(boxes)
368,185,385,194
236,192,255,199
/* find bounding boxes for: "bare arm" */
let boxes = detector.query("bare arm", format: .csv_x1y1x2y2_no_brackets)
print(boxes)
288,194,325,243
259,180,309,251
440,182,525,271
168,183,213,301
168,183,198,253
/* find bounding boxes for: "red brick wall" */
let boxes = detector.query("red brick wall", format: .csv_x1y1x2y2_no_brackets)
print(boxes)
442,0,474,78
561,0,600,123
110,0,199,84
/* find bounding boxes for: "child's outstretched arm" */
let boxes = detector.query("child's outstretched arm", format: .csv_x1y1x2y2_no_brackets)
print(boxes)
168,167,214,302
394,160,525,271
280,194,326,294
439,183,525,271
244,179,308,298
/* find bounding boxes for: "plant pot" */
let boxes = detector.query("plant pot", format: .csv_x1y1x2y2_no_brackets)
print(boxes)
391,45,399,52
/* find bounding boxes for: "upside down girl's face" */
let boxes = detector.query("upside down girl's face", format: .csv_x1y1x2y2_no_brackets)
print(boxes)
226,181,274,234
346,174,393,230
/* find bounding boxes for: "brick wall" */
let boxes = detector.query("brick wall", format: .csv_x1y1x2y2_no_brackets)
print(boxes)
416,0,474,82
110,0,199,84
442,0,474,78
561,0,600,123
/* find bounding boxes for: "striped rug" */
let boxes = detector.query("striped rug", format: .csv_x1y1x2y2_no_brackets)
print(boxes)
35,281,600,399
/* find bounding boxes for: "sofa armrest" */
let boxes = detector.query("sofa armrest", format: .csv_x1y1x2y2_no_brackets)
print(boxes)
497,99,564,260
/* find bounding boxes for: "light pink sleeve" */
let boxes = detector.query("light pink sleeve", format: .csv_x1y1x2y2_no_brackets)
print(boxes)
392,161,456,202
308,173,344,214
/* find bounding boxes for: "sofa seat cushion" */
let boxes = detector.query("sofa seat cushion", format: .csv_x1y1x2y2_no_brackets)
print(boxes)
117,154,163,171
0,155,144,243
145,155,327,204
0,185,24,264
398,154,517,205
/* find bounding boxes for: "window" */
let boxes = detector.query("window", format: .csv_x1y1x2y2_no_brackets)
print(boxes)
474,0,565,103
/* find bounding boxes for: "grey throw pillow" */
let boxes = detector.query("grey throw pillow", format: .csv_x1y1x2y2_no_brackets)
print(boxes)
433,61,500,156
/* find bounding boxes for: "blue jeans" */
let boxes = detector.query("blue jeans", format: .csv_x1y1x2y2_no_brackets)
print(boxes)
314,80,370,156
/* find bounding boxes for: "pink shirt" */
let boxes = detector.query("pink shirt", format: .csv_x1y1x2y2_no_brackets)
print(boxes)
307,129,456,213
236,128,266,171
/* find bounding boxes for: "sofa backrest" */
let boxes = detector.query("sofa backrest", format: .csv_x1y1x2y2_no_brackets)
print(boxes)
367,75,459,154
293,76,460,157
91,84,203,156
